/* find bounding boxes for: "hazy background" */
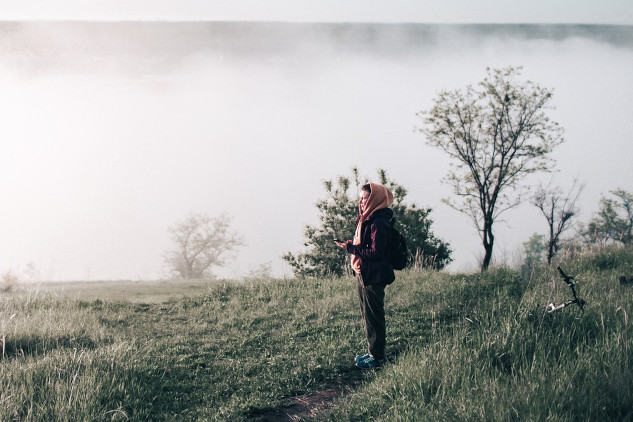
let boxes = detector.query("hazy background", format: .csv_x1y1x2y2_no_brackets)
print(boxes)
2,0,633,24
1,21,632,281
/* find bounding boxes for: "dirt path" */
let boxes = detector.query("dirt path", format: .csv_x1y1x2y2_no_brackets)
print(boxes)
248,370,368,421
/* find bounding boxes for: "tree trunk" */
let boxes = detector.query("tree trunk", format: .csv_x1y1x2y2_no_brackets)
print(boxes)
547,243,554,265
547,225,555,265
481,219,494,271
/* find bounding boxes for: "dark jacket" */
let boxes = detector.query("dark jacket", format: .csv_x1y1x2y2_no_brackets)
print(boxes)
346,208,395,286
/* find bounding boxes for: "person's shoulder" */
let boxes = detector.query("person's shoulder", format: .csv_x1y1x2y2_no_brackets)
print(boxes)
370,208,393,225
373,208,393,219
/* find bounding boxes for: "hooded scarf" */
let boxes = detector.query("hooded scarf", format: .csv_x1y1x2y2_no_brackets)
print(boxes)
351,182,394,274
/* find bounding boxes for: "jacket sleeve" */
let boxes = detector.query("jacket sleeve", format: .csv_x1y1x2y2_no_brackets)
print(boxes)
346,218,390,261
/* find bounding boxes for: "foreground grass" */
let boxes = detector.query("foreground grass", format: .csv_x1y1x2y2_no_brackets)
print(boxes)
1,276,376,421
328,247,633,421
1,246,632,421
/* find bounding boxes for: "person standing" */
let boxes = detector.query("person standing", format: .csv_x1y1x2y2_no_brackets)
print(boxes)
335,182,395,369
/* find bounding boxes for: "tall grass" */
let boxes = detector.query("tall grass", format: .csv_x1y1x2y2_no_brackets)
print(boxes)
328,246,633,421
1,245,632,421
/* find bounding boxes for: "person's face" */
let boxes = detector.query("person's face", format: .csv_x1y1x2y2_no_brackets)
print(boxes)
359,189,370,213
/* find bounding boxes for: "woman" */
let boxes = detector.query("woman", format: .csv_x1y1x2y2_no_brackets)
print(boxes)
335,182,395,368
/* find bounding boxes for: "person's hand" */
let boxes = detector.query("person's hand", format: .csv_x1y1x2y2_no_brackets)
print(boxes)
334,240,348,250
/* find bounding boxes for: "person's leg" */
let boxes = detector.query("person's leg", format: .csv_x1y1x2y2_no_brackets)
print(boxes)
355,276,372,361
361,282,386,361
356,275,367,324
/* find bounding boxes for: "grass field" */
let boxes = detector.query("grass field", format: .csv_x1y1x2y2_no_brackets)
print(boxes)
35,279,215,303
1,245,632,421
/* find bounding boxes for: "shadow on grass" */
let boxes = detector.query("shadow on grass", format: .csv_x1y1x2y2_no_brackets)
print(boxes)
1,334,104,360
120,366,209,421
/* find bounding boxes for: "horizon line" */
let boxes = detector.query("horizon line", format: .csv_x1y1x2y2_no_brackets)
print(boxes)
1,19,632,26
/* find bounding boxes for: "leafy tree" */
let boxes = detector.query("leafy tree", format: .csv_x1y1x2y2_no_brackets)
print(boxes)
583,189,633,245
243,262,273,281
1,270,20,292
283,168,451,277
418,66,564,270
164,213,243,279
532,179,584,264
283,171,360,278
521,233,545,280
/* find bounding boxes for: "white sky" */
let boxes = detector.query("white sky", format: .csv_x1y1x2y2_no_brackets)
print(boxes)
1,0,632,24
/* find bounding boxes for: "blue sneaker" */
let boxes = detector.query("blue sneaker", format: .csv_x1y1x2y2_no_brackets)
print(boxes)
354,354,371,362
355,356,383,369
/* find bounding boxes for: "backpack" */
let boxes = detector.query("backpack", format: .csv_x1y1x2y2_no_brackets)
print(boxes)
386,218,409,271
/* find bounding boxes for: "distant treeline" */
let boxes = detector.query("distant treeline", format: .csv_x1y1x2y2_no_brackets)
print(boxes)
1,21,631,70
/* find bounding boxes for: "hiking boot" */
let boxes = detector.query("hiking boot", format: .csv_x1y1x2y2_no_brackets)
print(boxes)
354,353,371,362
355,356,383,369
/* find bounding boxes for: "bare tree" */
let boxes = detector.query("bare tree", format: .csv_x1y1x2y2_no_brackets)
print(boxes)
164,213,243,279
532,179,584,264
419,66,564,270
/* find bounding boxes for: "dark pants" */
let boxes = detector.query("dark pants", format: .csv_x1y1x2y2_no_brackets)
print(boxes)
356,276,386,360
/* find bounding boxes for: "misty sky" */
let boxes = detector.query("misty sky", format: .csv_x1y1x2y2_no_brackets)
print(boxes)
2,0,633,24
1,12,632,281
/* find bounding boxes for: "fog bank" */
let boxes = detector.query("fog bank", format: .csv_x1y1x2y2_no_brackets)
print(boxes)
1,22,632,280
